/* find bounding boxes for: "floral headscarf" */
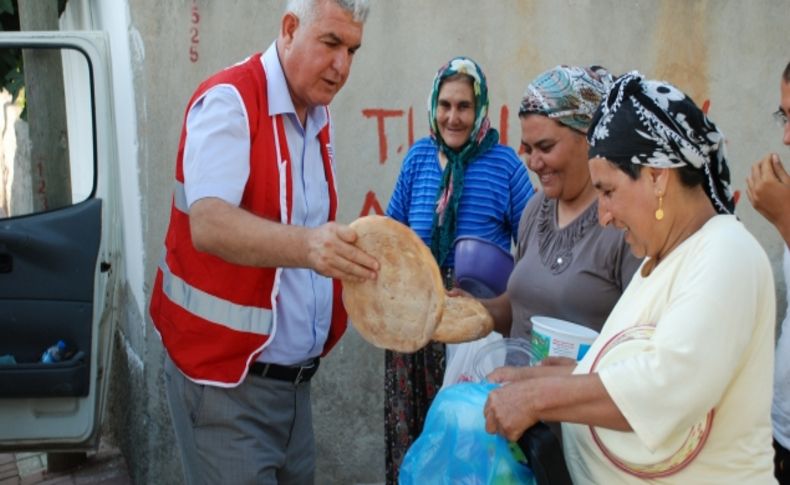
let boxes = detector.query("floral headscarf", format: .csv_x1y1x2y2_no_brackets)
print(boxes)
519,65,614,133
428,57,499,266
588,71,734,215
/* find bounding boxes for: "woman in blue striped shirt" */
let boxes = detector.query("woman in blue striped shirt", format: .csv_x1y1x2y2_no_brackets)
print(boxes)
383,56,534,484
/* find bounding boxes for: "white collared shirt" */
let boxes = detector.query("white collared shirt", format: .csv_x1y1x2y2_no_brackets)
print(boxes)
773,245,790,448
183,42,333,365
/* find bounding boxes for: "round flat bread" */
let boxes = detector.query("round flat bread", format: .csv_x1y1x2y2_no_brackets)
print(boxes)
433,296,494,343
343,215,444,353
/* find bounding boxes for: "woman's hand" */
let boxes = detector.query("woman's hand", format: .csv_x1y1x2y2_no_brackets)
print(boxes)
484,381,538,441
447,291,512,335
446,287,472,298
540,356,577,367
485,373,632,441
487,359,574,384
487,365,531,383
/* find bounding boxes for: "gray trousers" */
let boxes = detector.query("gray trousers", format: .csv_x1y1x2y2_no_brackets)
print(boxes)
164,356,315,485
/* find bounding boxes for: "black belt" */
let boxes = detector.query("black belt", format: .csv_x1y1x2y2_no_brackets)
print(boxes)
248,358,320,385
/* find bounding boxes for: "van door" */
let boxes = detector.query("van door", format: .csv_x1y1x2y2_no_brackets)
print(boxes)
0,31,120,450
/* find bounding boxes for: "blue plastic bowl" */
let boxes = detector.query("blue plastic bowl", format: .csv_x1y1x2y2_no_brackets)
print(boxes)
453,236,514,298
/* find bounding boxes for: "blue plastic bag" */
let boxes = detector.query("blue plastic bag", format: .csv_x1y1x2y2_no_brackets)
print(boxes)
399,382,536,485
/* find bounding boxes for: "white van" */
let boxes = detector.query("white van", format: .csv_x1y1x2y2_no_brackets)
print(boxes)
0,31,121,451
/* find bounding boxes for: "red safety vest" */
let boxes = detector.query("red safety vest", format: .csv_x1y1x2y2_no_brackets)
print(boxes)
149,53,347,386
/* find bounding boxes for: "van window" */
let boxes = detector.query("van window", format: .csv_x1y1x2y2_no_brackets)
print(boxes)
0,46,94,218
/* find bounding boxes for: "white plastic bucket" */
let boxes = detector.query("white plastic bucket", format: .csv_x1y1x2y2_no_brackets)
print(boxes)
530,315,599,361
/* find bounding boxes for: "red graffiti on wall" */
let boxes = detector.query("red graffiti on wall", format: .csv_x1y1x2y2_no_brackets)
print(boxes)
359,190,384,217
499,105,509,146
361,109,405,164
35,161,47,210
189,1,200,63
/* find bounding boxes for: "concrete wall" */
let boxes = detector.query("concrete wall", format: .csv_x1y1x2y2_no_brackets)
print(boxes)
86,0,790,483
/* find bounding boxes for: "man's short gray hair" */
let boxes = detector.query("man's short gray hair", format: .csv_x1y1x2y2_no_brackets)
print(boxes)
286,0,370,24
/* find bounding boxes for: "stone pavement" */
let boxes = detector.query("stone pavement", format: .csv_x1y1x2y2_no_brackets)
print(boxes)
0,440,132,485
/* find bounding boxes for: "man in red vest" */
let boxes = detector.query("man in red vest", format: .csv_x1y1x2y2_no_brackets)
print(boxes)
747,60,790,485
149,0,377,483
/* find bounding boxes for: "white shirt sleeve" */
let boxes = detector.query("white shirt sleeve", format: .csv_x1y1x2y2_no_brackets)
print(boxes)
598,224,771,451
183,84,251,208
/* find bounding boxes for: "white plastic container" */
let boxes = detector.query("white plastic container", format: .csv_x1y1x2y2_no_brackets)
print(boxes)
530,315,599,361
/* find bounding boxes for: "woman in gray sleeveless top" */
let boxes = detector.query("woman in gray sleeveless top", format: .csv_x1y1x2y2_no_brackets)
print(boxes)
480,65,641,339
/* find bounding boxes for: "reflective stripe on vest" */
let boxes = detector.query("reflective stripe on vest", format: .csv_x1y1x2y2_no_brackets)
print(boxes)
158,256,274,336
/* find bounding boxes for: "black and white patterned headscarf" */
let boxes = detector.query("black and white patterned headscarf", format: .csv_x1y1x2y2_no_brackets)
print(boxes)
588,72,734,214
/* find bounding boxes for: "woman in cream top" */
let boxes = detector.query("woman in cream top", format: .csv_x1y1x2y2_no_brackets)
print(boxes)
484,73,777,484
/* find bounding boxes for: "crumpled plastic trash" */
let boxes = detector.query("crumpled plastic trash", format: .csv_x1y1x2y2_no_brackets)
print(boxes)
399,381,536,485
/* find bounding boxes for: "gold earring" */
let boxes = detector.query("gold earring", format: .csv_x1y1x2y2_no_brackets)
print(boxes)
655,194,664,221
